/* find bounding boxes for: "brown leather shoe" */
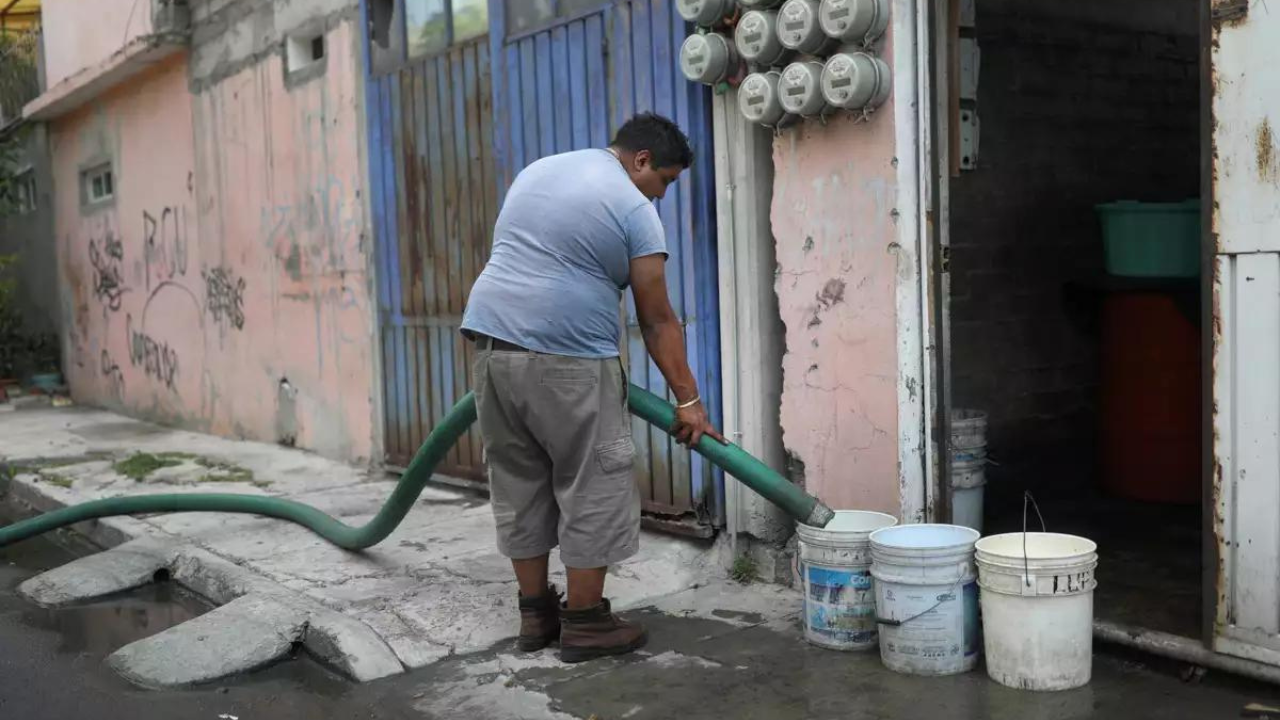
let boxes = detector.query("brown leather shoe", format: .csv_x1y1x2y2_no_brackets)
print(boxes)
517,585,562,652
559,599,648,663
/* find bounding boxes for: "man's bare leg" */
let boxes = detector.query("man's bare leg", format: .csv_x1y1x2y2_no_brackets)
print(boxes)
513,554,550,598
565,566,607,609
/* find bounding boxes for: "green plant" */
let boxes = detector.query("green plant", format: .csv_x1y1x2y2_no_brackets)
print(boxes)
0,29,39,129
40,472,73,489
0,254,20,378
0,251,62,380
112,452,189,481
0,132,23,218
196,456,269,488
730,554,760,584
25,332,59,373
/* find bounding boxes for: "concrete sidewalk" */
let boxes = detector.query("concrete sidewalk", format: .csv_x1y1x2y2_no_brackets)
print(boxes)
5,404,1280,720
0,403,785,686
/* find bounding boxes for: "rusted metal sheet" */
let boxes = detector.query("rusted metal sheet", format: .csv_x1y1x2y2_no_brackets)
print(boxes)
1211,255,1280,666
371,38,497,480
488,0,722,524
1210,0,1280,255
1210,1,1280,667
1211,0,1248,28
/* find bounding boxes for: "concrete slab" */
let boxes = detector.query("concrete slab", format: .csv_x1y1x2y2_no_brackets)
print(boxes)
304,610,407,682
170,546,302,606
18,538,172,607
106,593,307,688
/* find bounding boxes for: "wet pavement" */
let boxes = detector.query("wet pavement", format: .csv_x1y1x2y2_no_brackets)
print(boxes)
0,527,382,720
4,515,1280,719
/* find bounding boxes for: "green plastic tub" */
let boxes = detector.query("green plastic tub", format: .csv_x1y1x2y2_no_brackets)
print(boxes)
1096,200,1201,278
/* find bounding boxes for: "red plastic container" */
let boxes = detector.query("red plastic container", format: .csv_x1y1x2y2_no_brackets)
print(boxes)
1099,292,1201,504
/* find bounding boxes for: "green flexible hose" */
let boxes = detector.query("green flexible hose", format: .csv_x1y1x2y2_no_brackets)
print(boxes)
0,385,833,549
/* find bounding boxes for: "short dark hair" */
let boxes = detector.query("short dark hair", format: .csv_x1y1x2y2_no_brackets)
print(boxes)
610,112,694,169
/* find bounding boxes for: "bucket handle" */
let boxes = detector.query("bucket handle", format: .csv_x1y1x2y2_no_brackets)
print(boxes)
1019,573,1039,597
1022,491,1047,590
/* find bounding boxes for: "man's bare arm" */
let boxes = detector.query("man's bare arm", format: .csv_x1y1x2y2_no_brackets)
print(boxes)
630,254,725,447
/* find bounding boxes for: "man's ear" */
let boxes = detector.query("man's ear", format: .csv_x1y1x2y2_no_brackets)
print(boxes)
633,149,653,171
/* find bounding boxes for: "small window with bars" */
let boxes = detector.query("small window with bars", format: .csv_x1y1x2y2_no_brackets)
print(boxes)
81,163,114,208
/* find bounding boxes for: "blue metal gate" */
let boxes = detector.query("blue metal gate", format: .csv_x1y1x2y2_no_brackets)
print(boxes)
488,0,722,528
362,3,498,480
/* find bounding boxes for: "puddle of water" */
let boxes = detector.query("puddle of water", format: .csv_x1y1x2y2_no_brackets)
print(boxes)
0,529,80,573
0,523,210,654
22,583,210,655
0,512,359,702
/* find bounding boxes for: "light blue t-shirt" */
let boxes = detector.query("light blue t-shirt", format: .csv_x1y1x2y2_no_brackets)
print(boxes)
461,149,668,359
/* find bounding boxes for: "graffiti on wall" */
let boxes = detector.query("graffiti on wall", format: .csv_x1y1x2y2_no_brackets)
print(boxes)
258,175,364,276
88,227,128,311
126,312,180,391
143,206,190,292
100,348,126,399
202,265,246,331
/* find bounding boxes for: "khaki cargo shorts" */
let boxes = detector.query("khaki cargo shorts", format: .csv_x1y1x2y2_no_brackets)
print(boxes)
472,346,640,568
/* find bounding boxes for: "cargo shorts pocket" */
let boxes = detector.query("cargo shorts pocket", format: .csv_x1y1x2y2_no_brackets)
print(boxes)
541,367,597,385
595,437,635,476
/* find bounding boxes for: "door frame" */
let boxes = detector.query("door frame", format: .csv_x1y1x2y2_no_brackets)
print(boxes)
924,0,1275,663
913,0,951,526
1205,0,1280,665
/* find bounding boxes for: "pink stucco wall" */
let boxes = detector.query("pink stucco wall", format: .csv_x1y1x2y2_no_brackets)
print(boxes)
41,0,153,87
54,23,376,462
190,22,374,460
771,107,902,515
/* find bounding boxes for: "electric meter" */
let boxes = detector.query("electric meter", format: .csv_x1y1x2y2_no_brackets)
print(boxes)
777,0,835,55
779,60,828,117
680,33,736,85
818,0,888,44
735,10,789,66
821,51,891,110
676,0,736,28
739,70,787,126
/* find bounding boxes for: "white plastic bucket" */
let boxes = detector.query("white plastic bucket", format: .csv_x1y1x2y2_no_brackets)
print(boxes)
797,510,899,651
950,409,988,462
869,524,982,676
951,458,986,533
952,486,984,533
975,532,1099,691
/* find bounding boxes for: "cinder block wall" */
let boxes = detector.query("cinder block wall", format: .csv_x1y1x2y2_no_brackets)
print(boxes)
949,0,1199,481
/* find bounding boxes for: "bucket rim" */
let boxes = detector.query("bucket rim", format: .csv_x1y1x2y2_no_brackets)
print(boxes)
869,523,981,551
974,532,1097,561
796,510,898,543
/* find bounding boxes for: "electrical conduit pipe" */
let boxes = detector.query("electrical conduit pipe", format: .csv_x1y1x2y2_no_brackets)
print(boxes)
0,385,834,548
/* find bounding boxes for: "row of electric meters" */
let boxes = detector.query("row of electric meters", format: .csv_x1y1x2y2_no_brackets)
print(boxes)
678,0,892,125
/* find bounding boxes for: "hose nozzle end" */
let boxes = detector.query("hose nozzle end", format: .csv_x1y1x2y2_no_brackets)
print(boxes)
802,502,836,528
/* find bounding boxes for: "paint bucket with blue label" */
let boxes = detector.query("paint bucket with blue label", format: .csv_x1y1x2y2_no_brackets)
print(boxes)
796,510,898,651
869,524,983,676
